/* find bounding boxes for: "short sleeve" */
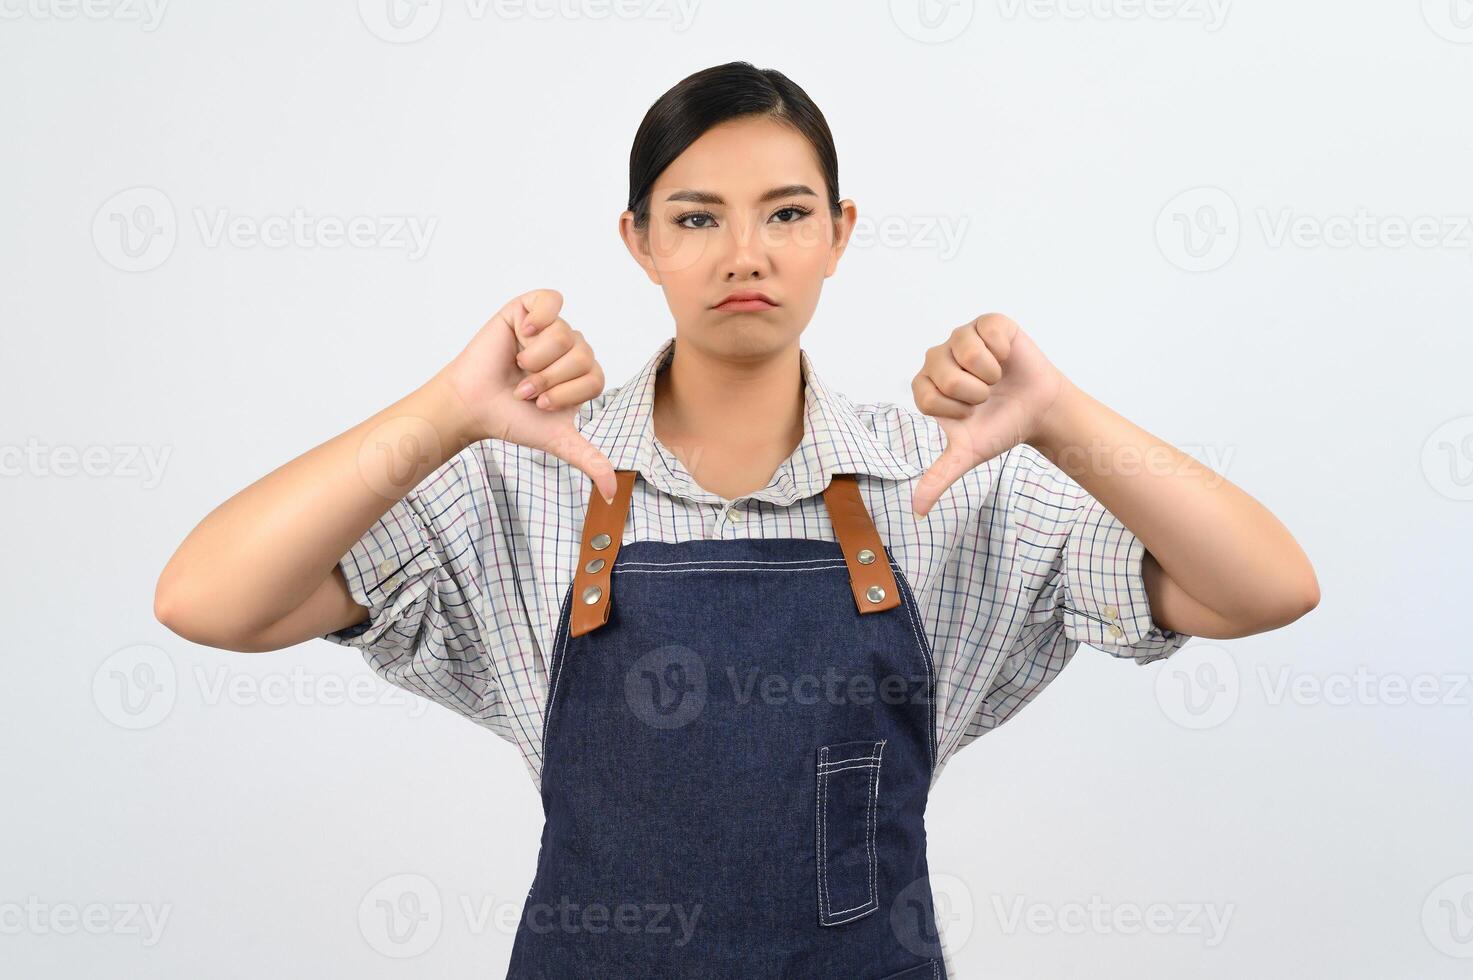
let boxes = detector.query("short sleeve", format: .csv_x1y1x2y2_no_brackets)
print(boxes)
1058,491,1192,666
323,444,506,728
960,446,1193,741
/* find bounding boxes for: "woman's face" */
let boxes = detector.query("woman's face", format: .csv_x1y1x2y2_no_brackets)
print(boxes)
620,114,858,359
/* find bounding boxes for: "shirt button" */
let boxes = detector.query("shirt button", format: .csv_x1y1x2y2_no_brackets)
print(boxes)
1107,624,1124,639
378,560,395,576
727,507,742,523
1103,605,1119,621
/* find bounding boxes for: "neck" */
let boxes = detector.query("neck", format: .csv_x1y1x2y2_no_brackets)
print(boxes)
652,337,806,500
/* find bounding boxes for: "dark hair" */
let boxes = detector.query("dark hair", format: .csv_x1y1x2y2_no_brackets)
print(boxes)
626,61,842,234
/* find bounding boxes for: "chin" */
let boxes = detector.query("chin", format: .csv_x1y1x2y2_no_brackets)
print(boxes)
684,317,801,359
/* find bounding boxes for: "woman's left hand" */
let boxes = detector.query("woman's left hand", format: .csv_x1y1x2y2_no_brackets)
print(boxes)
910,312,1069,518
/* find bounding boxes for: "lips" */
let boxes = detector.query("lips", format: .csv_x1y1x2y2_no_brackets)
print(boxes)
713,290,777,312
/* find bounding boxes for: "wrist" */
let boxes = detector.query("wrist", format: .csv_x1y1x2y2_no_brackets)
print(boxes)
420,368,486,451
1025,377,1088,464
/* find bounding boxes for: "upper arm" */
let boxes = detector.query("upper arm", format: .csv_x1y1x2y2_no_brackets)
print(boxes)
233,565,368,653
319,442,512,727
1142,549,1242,639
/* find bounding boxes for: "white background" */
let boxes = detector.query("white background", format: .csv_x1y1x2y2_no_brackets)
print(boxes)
4,1,1471,977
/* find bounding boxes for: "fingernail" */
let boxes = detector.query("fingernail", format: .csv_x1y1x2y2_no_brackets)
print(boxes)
515,381,535,399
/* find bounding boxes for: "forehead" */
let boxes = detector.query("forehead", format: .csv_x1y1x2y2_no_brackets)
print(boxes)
652,116,825,200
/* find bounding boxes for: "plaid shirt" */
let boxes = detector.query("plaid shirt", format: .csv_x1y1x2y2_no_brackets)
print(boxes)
325,336,1192,788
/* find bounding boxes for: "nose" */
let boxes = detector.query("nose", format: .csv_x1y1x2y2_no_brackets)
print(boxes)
718,212,771,281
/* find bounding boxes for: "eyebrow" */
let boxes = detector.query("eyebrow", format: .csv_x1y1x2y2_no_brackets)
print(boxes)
663,184,819,206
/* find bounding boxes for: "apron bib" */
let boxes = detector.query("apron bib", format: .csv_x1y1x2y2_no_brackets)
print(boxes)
507,470,948,979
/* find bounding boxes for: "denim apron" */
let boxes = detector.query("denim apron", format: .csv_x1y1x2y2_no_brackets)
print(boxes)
506,469,948,979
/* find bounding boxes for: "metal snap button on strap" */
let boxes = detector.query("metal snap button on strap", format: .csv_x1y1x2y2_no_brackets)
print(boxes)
821,473,901,615
570,469,637,638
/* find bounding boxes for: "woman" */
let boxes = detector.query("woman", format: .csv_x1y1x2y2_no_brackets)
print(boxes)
155,61,1318,979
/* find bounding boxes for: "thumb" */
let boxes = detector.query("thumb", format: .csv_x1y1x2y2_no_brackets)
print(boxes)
912,440,975,519
542,427,619,504
913,401,1029,516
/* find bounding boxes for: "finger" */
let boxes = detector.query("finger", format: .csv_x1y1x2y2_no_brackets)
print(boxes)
516,288,565,341
516,320,577,373
516,337,592,400
951,328,1003,384
972,312,1017,363
542,426,618,504
534,364,606,411
912,373,971,420
928,346,992,404
533,368,600,409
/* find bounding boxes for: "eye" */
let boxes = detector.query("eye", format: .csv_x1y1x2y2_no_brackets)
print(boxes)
673,211,716,229
771,205,813,223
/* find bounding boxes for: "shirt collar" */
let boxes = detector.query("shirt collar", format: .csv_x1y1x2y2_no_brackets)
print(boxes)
580,335,922,506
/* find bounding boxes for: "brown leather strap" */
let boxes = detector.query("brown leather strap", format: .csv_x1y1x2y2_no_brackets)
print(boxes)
821,472,902,614
569,469,637,638
570,469,900,637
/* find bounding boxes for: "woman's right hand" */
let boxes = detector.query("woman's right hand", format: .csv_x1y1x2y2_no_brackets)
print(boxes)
438,288,619,503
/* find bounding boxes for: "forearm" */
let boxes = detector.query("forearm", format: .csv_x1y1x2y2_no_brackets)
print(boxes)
154,368,479,648
1026,379,1320,634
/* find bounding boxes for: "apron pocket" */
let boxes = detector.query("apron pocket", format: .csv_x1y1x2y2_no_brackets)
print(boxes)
815,739,886,926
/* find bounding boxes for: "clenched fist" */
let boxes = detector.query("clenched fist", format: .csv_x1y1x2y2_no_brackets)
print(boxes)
441,288,618,502
910,313,1067,518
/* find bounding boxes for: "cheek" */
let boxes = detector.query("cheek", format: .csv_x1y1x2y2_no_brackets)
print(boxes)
648,224,717,282
774,217,834,255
